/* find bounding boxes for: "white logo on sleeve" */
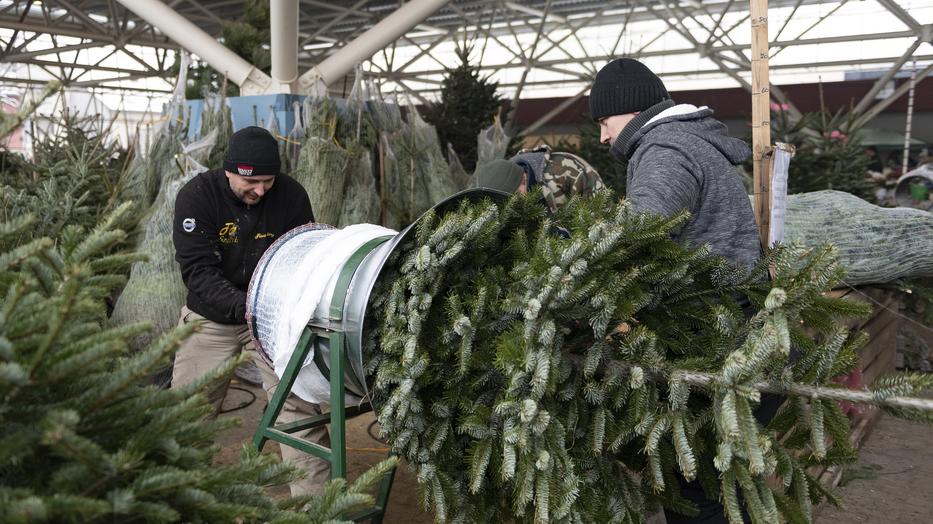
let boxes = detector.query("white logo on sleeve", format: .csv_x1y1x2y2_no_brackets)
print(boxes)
182,218,196,232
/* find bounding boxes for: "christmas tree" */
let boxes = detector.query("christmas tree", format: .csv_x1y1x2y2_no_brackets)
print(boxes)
366,189,933,523
0,204,395,523
753,106,875,201
421,46,503,173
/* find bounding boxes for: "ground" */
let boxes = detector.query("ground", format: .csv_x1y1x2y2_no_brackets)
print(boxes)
215,380,932,524
814,414,933,524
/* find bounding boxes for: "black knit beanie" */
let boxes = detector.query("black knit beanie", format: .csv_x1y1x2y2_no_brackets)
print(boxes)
589,58,670,120
223,126,280,176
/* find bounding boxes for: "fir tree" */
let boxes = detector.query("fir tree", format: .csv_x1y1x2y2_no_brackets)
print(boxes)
0,109,134,242
366,189,933,523
747,107,875,201
0,205,396,523
421,46,502,172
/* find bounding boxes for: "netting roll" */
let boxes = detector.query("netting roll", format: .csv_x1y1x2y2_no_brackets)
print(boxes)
784,190,933,285
246,223,397,404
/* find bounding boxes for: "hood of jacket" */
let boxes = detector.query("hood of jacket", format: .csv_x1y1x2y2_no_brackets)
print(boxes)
620,104,750,164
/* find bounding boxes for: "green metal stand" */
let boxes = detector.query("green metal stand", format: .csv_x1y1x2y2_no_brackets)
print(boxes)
253,236,396,523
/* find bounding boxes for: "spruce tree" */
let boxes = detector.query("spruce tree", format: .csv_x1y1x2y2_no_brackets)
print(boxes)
749,107,875,201
0,205,395,523
366,189,933,523
0,109,133,242
421,46,502,172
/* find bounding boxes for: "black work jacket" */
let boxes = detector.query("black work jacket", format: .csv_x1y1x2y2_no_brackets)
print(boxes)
173,169,313,324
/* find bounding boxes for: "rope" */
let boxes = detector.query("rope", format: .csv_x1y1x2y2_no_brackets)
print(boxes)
843,284,933,336
219,385,258,414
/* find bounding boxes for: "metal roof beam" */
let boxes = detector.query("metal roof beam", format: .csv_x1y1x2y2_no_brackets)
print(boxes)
853,38,924,115
875,0,923,33
2,40,110,61
855,61,933,127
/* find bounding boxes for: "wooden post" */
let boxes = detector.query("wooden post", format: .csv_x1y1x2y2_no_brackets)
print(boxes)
750,0,773,251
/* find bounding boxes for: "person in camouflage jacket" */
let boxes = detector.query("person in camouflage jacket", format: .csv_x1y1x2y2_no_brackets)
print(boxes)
475,145,606,211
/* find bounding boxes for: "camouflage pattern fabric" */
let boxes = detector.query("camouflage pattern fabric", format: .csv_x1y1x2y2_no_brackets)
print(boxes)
516,145,606,212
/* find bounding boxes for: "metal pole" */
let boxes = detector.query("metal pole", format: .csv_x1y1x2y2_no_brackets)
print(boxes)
114,0,272,94
271,0,299,89
298,0,450,94
902,64,916,176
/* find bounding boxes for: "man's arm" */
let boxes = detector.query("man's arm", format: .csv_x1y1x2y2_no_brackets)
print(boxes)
626,143,701,218
173,185,248,323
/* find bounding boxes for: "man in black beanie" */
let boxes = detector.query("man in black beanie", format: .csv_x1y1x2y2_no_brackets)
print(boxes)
172,126,330,496
591,60,782,523
590,57,760,272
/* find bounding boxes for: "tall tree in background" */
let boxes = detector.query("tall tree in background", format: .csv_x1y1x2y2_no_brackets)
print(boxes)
174,0,271,99
422,46,502,172
747,106,875,201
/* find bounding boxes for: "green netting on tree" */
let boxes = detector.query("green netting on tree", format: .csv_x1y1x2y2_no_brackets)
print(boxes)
784,190,933,285
198,89,233,169
476,116,509,168
122,101,187,212
380,128,434,229
447,143,473,190
367,81,403,134
363,190,933,523
110,130,217,354
380,103,471,229
293,96,351,226
293,75,380,227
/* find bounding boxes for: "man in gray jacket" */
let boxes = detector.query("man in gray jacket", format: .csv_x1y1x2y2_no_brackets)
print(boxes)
589,58,769,524
589,57,760,272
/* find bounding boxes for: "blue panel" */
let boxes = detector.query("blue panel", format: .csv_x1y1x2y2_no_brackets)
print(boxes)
184,94,308,141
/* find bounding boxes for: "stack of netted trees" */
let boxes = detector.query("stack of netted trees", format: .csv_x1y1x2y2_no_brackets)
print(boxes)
291,72,507,230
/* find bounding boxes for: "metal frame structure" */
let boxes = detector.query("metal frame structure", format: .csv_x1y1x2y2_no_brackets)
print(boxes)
0,0,929,120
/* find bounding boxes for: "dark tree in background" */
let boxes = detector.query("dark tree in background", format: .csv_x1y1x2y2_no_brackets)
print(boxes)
421,46,502,173
173,0,271,99
746,106,875,201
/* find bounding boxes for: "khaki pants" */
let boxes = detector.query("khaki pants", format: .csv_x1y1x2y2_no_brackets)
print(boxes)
171,306,331,496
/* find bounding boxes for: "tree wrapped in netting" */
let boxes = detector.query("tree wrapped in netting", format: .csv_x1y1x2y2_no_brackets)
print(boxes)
0,206,395,523
784,190,933,285
380,98,470,229
293,72,379,227
476,116,510,169
365,189,933,523
751,107,876,201
121,58,191,212
198,87,234,169
109,129,217,363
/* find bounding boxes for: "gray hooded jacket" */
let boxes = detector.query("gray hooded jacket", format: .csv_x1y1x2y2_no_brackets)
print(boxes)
621,104,760,270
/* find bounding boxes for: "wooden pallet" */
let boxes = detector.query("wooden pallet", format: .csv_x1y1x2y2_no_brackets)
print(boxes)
808,287,901,488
